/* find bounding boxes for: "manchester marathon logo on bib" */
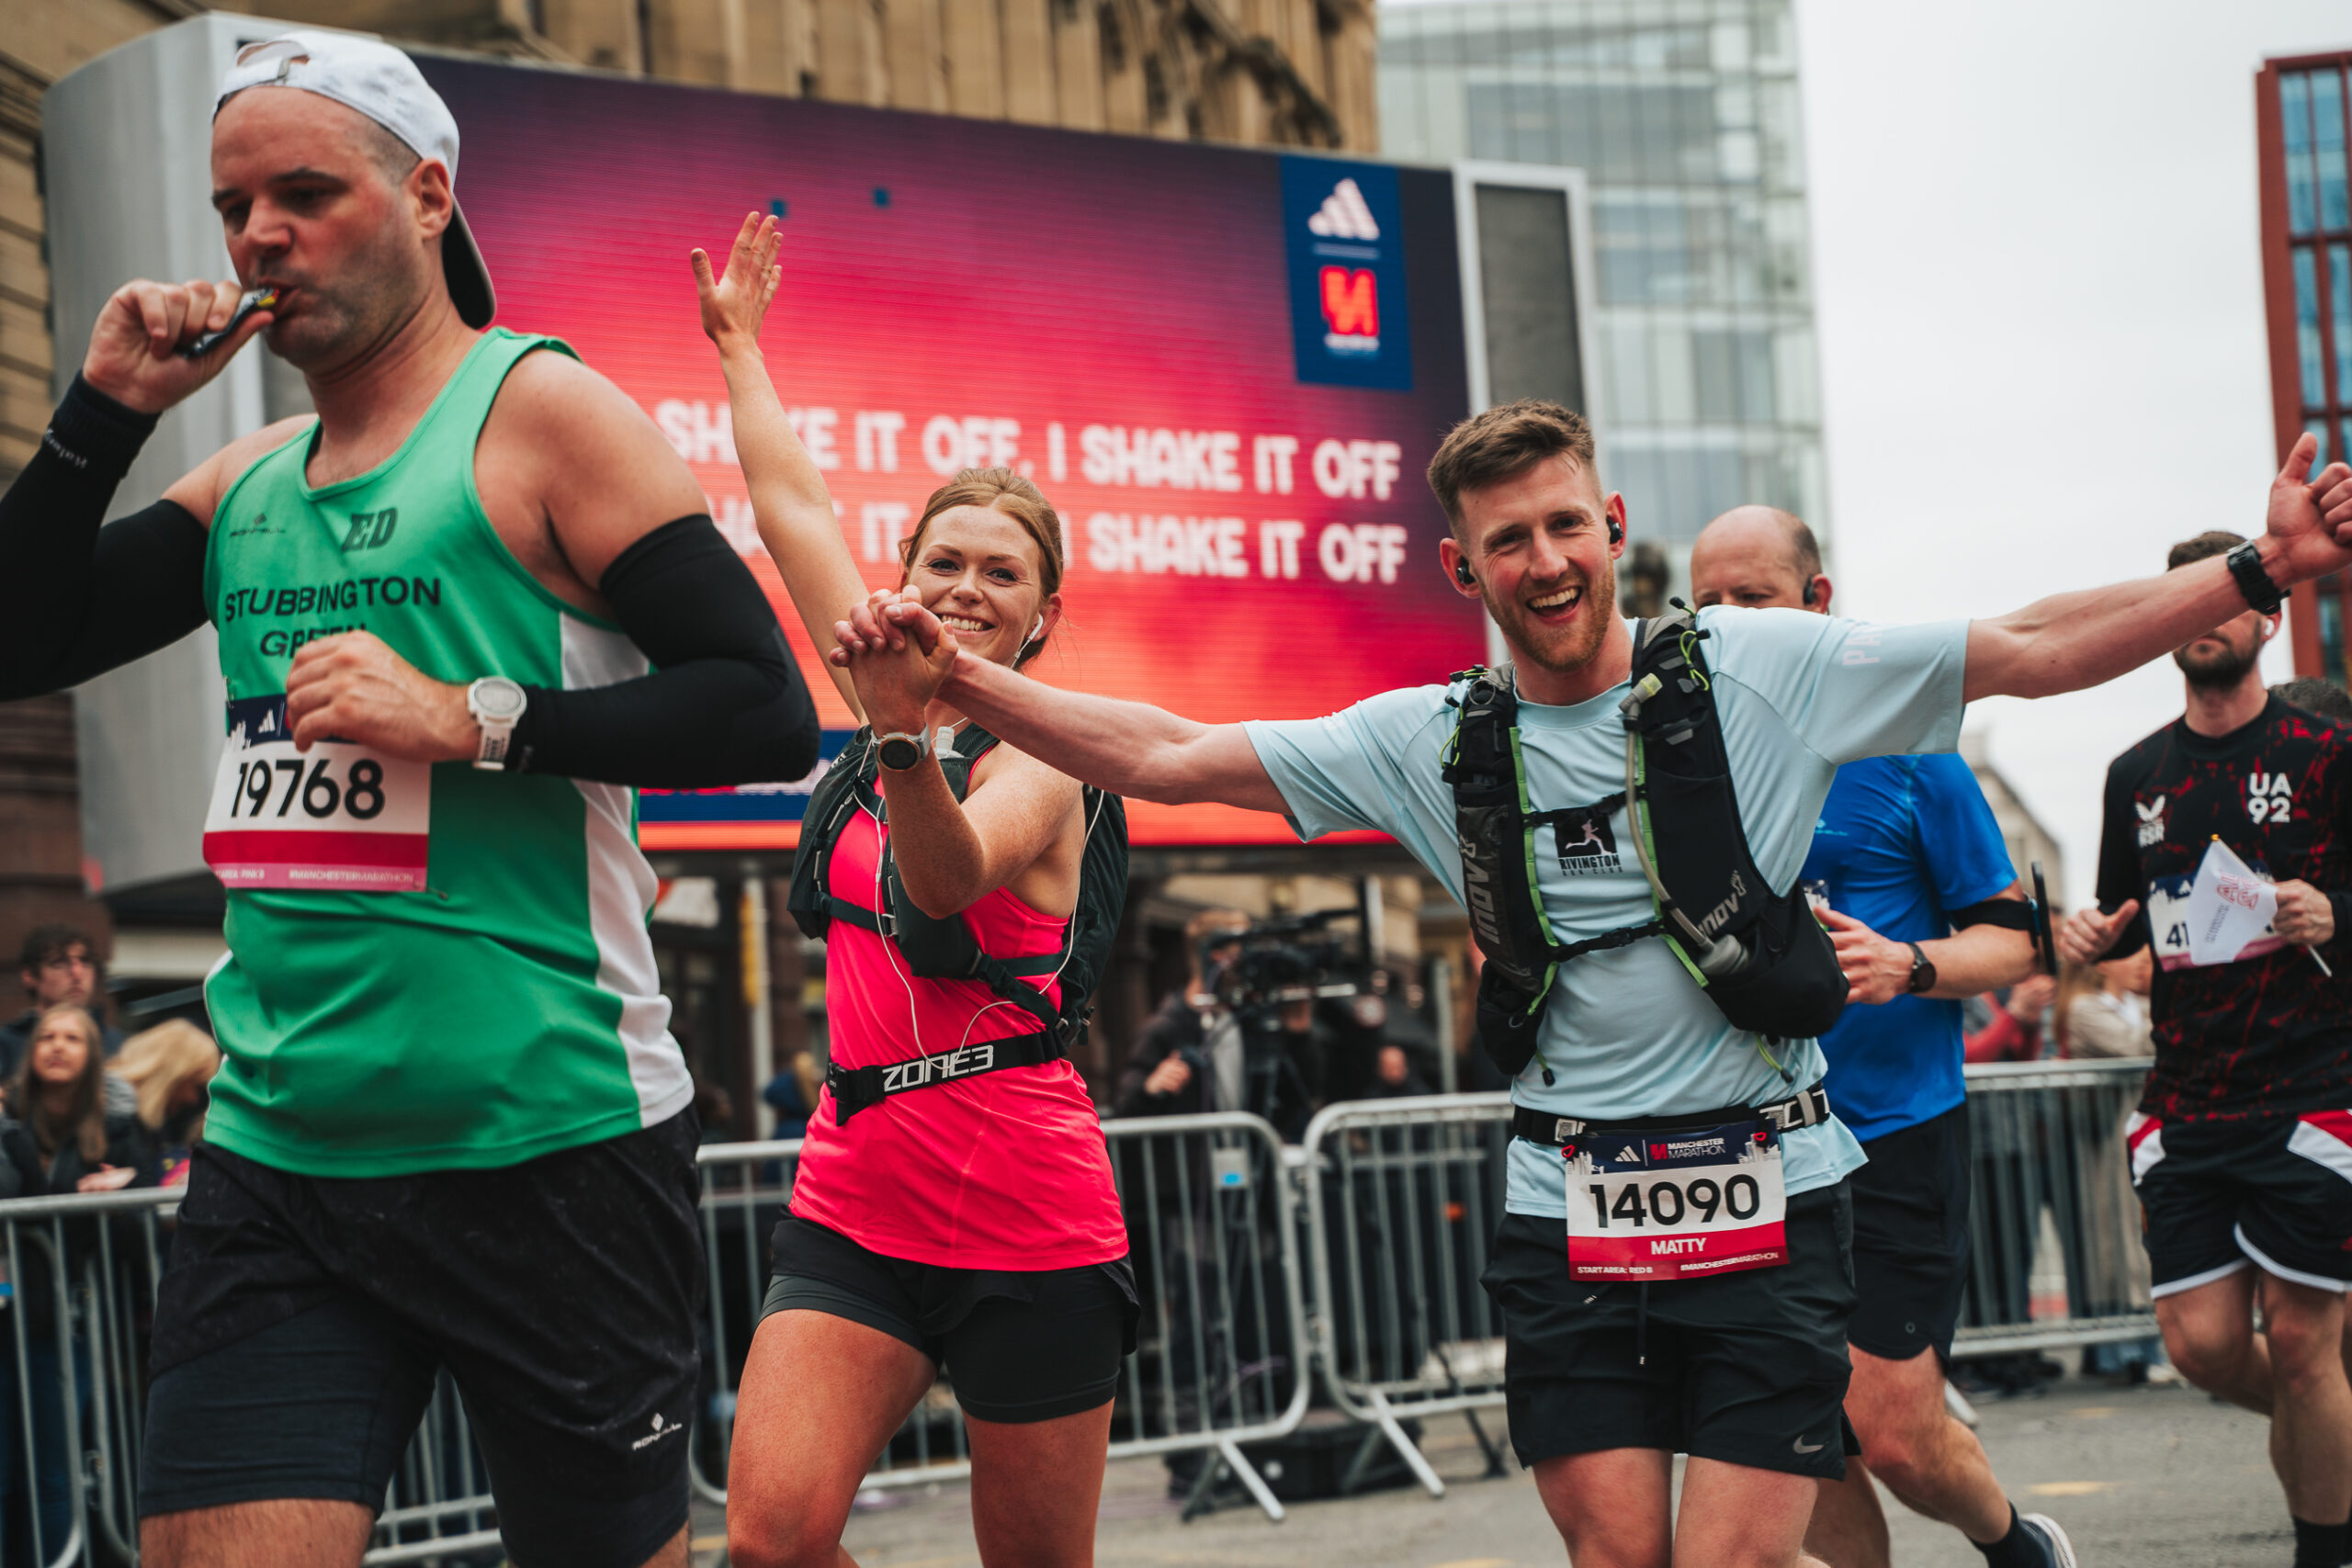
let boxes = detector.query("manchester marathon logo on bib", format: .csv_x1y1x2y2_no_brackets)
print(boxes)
1564,1119,1788,1281
201,696,430,891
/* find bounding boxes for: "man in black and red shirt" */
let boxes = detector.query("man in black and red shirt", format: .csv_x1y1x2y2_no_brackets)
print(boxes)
2064,529,2352,1568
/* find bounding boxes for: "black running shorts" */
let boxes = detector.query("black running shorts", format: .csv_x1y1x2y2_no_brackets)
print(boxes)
1480,1181,1857,1480
763,1213,1138,1423
1847,1102,1972,1363
140,1112,704,1568
2132,1109,2352,1297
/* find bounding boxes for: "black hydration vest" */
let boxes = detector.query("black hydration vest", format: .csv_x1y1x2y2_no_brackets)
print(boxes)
1442,604,1849,1082
785,725,1129,1120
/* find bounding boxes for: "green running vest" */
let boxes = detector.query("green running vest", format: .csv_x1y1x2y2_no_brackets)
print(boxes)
200,330,690,1176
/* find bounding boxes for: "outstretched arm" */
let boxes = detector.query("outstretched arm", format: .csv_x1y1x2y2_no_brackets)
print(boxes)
1966,437,2352,702
695,213,870,717
832,599,1291,813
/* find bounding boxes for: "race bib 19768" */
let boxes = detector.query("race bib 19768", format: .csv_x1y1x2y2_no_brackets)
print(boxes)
201,696,430,891
1565,1119,1789,1281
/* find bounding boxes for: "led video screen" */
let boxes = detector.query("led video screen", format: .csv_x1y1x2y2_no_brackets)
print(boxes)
419,58,1478,846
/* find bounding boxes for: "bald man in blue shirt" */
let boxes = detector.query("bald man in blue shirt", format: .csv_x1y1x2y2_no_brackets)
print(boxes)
1690,505,2045,1568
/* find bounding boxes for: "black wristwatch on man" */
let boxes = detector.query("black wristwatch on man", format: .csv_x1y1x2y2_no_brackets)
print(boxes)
1904,941,1937,996
2227,540,2285,616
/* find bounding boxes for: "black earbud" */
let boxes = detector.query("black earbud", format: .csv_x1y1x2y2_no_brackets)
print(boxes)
1454,558,1476,587
1801,578,1817,606
1607,518,1623,546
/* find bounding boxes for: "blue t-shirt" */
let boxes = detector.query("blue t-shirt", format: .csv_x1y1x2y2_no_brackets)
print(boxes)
1803,754,2017,1145
1246,606,1970,1219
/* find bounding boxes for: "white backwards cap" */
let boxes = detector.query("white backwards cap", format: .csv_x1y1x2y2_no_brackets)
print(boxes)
216,29,495,328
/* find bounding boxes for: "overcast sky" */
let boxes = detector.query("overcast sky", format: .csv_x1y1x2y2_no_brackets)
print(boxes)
1792,0,2349,906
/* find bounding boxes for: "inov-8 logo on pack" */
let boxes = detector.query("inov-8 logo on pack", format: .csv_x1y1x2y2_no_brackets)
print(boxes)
201,696,431,892
1563,1119,1789,1281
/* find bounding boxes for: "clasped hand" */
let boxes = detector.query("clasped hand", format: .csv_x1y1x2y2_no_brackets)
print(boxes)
831,590,958,732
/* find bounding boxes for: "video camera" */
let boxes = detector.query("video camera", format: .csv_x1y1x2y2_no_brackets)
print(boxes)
1198,909,1371,1136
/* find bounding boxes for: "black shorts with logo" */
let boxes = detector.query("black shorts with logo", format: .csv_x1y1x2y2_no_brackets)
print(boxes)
763,1213,1138,1423
2132,1108,2352,1296
139,1112,704,1568
1480,1181,1856,1480
1847,1102,1973,1363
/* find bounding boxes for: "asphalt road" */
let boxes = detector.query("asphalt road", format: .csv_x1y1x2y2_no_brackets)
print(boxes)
689,1371,2294,1566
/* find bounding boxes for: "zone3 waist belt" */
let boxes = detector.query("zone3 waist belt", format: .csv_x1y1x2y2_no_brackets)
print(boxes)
1510,1081,1831,1147
826,1031,1066,1123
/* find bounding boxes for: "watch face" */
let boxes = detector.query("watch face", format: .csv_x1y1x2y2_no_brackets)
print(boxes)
473,679,526,720
876,736,922,771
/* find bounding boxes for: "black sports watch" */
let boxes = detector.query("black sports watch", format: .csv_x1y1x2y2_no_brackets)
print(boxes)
875,728,933,772
1904,941,1937,996
2226,541,2284,616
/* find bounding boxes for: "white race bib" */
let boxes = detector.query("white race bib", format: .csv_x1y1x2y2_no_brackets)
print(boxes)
202,696,431,892
1564,1119,1788,1281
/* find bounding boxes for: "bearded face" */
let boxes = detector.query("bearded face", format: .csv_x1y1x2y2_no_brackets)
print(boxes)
2172,610,2267,692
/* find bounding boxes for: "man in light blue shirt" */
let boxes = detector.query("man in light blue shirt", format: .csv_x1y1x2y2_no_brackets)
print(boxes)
831,401,2352,1568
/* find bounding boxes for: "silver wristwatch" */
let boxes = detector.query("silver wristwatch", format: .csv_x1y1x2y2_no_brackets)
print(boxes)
467,676,528,771
874,727,934,772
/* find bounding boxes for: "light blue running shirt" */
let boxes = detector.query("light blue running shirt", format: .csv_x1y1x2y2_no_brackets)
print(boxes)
1245,606,1969,1218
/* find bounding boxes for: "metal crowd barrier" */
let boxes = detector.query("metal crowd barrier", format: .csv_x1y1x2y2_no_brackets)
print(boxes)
1296,1092,1515,1499
1954,1056,2159,1356
690,1110,1312,1525
0,1065,2162,1559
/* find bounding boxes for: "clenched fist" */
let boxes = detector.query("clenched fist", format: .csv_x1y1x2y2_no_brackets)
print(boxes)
285,632,481,763
82,277,273,414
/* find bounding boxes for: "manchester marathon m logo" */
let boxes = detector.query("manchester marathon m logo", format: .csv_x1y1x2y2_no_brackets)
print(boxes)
1281,157,1413,390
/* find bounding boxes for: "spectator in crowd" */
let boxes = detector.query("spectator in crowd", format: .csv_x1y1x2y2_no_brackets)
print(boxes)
0,925,123,1080
1116,909,1252,1118
1964,973,2057,1064
1365,1043,1433,1099
113,1019,220,1186
0,1003,157,1561
761,1051,825,1140
2059,948,2154,1058
2273,675,2352,724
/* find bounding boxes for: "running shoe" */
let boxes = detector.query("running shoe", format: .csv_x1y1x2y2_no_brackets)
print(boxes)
2018,1512,2078,1568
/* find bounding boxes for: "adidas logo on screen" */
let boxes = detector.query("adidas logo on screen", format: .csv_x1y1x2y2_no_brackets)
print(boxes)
1306,177,1382,241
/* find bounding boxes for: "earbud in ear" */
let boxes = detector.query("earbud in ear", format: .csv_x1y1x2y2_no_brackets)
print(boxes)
1801,578,1817,607
1607,519,1624,547
1453,559,1476,587
1027,616,1046,643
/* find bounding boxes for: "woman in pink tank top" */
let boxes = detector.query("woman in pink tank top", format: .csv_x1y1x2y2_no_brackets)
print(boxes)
696,217,1131,1568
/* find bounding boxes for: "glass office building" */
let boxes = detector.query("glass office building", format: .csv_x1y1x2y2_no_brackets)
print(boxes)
1378,0,1826,569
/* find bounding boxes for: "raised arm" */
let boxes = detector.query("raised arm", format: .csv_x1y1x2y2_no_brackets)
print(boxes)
694,213,871,717
1966,438,2352,702
0,277,280,700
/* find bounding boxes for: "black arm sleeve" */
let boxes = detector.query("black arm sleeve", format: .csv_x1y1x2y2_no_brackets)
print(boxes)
2094,759,2152,959
508,514,820,788
0,377,209,700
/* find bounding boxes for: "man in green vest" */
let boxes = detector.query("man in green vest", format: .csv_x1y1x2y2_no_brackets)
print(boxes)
0,29,819,1568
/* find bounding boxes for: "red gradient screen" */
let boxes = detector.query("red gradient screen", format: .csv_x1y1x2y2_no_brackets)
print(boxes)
418,59,1478,847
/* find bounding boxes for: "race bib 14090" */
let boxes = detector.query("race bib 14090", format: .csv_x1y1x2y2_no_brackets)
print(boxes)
1565,1119,1788,1281
201,696,430,891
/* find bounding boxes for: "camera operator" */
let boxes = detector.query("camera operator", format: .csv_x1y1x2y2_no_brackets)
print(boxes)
1115,910,1252,1118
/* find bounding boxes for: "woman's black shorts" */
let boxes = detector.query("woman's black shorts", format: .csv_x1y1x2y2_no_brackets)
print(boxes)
763,1214,1138,1424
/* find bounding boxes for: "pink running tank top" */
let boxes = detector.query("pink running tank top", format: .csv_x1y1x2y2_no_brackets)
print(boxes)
786,792,1127,1269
